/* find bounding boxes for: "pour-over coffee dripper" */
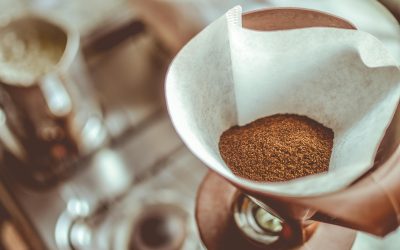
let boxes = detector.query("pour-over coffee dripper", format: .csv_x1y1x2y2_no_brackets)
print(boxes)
166,7,400,250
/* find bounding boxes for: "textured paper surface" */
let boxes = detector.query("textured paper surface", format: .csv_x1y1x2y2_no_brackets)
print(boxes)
166,6,400,196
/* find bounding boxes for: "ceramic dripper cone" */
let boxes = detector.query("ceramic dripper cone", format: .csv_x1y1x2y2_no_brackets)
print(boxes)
166,6,400,198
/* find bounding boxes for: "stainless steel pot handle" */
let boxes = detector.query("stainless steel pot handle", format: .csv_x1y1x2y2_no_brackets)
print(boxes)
40,73,72,118
0,108,25,161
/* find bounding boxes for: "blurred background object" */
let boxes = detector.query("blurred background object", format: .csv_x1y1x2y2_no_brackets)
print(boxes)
0,1,207,249
132,0,272,54
0,14,108,187
0,0,398,250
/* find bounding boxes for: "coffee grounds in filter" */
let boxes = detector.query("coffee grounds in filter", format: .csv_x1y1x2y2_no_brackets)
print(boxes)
219,114,334,182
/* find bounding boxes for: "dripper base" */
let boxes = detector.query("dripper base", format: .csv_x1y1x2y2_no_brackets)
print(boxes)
195,171,357,250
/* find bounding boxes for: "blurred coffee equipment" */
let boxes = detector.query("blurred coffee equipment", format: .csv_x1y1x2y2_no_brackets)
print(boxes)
0,0,398,250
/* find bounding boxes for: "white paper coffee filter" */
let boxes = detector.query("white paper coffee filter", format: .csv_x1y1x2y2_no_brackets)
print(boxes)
166,6,400,196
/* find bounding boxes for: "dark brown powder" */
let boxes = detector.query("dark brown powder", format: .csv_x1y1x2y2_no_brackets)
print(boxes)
219,114,334,182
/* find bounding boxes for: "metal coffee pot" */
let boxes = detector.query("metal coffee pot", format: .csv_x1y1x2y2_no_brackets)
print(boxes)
0,15,108,187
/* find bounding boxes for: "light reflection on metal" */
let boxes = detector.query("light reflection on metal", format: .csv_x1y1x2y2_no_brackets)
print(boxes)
234,195,283,245
0,108,26,161
40,74,72,117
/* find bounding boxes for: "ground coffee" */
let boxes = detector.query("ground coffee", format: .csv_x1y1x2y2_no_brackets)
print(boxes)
219,114,334,182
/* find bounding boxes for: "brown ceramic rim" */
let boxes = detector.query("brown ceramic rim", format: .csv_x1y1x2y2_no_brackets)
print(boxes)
242,7,356,30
